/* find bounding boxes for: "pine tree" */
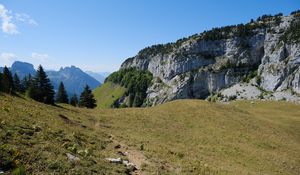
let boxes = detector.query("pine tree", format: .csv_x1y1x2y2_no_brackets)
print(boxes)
133,92,143,107
22,74,33,90
13,73,21,92
69,93,78,107
29,65,55,105
56,81,69,103
79,85,96,108
1,66,14,94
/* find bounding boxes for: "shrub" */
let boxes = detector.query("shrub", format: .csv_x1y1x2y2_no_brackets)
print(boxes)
280,20,300,44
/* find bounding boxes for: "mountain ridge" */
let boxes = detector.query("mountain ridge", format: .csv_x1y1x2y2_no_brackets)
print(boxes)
47,66,101,96
85,71,110,83
112,11,300,106
0,61,101,96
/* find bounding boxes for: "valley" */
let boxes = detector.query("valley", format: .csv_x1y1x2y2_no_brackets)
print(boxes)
0,2,299,175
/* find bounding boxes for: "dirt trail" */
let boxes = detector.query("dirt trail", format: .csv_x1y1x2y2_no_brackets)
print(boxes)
109,135,150,175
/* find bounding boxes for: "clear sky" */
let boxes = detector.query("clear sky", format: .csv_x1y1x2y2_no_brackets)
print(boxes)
0,0,299,72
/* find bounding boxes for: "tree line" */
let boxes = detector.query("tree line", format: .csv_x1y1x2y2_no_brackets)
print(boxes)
0,65,96,108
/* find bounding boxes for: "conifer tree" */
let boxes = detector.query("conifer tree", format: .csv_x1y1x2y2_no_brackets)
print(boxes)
56,81,69,103
22,74,33,90
13,73,21,92
29,65,55,104
79,85,96,108
69,93,79,107
1,66,14,94
26,79,38,100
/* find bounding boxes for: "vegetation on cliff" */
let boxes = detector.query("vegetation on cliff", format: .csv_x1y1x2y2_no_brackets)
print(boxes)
105,68,153,107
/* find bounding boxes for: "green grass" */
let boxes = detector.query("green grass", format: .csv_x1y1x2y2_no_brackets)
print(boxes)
93,82,126,109
1,94,300,174
96,100,300,174
0,94,127,174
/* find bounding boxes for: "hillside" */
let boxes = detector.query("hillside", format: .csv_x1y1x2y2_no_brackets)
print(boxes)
97,100,300,174
1,94,300,174
101,11,300,106
0,94,127,174
93,82,126,108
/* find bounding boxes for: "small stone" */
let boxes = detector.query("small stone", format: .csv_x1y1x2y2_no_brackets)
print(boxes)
33,125,42,132
66,153,80,162
122,160,137,172
106,157,122,163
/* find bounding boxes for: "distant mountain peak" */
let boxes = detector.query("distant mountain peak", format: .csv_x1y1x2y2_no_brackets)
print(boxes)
10,61,36,78
1,60,101,96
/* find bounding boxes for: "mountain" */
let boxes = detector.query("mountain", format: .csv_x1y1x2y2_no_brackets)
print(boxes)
0,61,36,79
85,71,110,83
100,11,300,106
11,61,36,79
47,66,101,96
0,61,101,96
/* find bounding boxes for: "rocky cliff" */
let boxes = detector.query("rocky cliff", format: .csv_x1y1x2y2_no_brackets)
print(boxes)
119,11,300,105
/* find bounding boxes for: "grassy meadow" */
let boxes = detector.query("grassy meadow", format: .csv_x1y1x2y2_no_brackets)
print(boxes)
0,94,300,174
93,82,126,109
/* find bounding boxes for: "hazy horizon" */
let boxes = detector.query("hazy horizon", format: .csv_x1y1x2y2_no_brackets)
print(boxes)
0,0,299,72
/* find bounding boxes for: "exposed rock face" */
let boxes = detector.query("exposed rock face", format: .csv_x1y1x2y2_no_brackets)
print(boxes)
120,13,300,105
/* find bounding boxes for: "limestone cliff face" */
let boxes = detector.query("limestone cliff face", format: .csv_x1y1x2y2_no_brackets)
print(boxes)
120,13,300,105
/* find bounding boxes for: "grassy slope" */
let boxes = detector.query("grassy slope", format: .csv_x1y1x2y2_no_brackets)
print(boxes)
93,82,126,109
0,94,127,174
1,94,300,174
96,100,300,174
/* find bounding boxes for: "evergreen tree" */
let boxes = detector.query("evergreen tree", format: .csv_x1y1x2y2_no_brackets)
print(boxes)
22,74,33,91
26,79,38,100
69,93,79,107
79,85,96,108
1,66,14,94
13,73,21,92
56,81,69,103
133,92,143,107
29,65,55,104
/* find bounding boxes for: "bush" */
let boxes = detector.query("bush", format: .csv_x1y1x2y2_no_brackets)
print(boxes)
242,70,258,83
228,95,237,101
280,20,300,44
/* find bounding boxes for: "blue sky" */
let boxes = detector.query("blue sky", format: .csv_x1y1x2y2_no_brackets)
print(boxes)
0,0,299,72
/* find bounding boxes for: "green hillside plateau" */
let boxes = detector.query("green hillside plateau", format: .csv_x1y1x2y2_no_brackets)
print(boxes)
0,94,300,174
93,82,127,108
